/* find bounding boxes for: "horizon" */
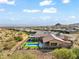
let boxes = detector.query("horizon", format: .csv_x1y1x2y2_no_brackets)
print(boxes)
0,22,79,27
0,0,79,26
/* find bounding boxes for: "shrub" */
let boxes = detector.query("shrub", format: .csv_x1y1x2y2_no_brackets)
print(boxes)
72,48,79,59
15,37,23,41
3,41,16,50
10,51,36,59
52,48,77,59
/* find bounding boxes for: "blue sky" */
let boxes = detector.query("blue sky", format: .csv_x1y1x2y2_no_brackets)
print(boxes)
0,0,79,26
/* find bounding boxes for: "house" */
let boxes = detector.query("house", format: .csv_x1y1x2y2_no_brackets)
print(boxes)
42,34,72,49
22,33,72,49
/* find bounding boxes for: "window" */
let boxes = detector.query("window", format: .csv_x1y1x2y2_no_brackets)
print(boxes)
51,43,57,46
45,42,49,46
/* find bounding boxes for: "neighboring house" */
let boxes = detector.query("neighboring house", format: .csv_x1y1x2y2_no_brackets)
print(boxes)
22,33,72,49
52,29,76,34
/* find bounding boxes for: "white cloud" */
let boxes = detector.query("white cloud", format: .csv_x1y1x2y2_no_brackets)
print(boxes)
42,7,57,13
23,9,41,13
40,16,51,20
0,0,15,5
62,0,70,4
7,0,15,5
40,0,52,6
70,16,76,19
32,16,51,21
23,7,57,14
0,9,5,12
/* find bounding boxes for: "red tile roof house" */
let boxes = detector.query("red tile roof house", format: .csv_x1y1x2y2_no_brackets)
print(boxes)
30,33,72,49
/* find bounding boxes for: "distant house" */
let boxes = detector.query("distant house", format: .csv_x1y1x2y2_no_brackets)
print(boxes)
22,33,72,49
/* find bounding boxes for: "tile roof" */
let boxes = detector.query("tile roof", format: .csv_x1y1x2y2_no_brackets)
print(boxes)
30,32,71,44
42,34,71,43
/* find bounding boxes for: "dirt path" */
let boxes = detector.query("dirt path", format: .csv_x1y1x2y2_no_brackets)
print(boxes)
8,34,28,55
